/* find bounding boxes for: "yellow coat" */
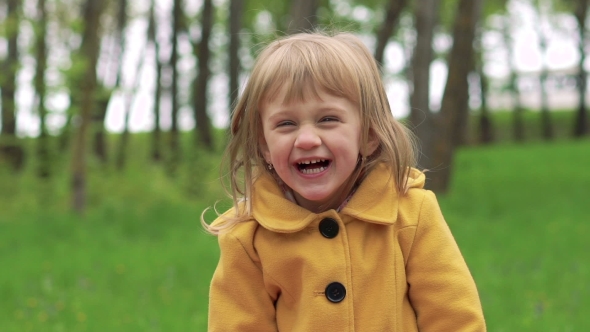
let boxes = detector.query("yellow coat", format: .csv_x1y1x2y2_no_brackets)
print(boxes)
208,164,486,331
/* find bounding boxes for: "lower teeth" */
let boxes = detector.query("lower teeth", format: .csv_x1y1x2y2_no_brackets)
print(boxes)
301,167,326,174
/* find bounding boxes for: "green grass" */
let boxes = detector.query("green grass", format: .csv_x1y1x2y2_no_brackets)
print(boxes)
441,139,590,331
0,143,226,331
0,203,218,331
1,134,589,331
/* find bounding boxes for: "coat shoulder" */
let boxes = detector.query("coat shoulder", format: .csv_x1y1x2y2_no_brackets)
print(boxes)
214,209,262,262
397,186,437,228
216,210,259,240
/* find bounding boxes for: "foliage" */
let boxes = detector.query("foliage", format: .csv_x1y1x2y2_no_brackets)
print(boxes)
483,0,511,16
435,0,460,32
243,0,290,34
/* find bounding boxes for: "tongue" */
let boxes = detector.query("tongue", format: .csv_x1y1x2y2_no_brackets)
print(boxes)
302,164,322,170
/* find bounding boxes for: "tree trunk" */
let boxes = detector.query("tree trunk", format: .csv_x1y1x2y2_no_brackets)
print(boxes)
0,0,25,171
478,58,494,144
539,70,553,140
116,46,146,170
94,0,127,163
93,94,109,162
193,0,214,150
537,27,553,140
35,0,50,178
374,0,409,66
532,1,553,140
168,0,182,173
511,80,525,141
148,0,163,161
474,17,493,145
574,0,589,137
71,0,104,213
288,0,318,34
228,0,244,116
58,113,72,151
409,0,440,170
429,0,482,193
502,16,525,142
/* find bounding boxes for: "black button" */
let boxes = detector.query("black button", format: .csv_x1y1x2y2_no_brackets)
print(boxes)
325,282,346,303
319,218,339,238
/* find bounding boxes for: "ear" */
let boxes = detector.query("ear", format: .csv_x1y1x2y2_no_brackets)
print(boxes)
364,128,380,157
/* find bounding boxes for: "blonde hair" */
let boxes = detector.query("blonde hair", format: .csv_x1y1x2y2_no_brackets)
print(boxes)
203,31,417,234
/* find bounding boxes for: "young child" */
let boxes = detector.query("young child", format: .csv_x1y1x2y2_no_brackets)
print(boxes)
204,32,486,331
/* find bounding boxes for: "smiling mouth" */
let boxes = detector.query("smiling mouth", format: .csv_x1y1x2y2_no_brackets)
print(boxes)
296,159,331,174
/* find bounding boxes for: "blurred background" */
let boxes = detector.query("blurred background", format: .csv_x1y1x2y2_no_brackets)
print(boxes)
0,0,588,330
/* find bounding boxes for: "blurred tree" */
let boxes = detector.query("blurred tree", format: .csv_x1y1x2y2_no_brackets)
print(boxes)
148,0,164,162
533,0,554,140
374,0,409,66
71,0,105,213
93,0,128,164
409,0,440,170
407,0,506,162
168,0,182,174
116,45,147,170
57,0,87,153
288,0,319,34
501,14,526,141
0,0,25,171
430,0,482,193
476,41,494,144
243,0,288,39
228,0,244,116
475,0,511,145
34,0,50,177
573,0,589,137
192,0,214,150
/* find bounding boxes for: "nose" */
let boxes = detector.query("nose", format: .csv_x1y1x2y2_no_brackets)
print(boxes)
294,125,321,150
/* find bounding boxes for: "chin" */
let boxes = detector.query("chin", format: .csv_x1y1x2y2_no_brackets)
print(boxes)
300,192,334,204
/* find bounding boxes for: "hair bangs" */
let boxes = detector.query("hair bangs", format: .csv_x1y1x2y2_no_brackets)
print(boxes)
258,36,361,106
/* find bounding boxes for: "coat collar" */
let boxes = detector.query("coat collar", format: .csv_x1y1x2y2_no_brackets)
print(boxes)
251,164,425,233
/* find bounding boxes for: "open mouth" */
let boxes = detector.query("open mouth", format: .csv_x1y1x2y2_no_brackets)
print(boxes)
296,159,331,174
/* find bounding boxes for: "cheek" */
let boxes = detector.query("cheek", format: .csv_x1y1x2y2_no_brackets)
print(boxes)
268,141,287,159
264,137,285,162
259,131,272,161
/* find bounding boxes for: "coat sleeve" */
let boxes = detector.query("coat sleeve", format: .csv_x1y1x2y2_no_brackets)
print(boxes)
406,190,486,331
208,229,278,332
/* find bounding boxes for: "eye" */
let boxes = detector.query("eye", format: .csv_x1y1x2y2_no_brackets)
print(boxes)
277,120,295,127
320,116,339,122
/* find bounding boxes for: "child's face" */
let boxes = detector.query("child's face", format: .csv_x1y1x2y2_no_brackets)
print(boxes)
259,86,377,213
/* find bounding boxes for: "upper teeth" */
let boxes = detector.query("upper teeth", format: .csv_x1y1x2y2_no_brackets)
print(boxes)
299,159,325,165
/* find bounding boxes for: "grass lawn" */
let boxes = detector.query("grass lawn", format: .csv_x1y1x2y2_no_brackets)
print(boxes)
442,139,590,331
1,137,589,331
